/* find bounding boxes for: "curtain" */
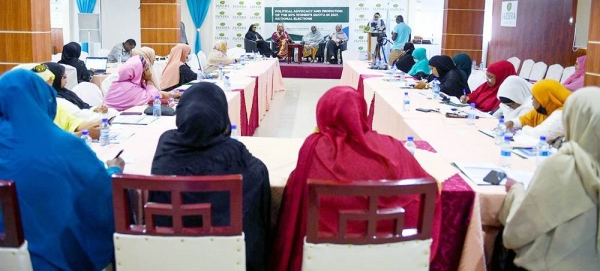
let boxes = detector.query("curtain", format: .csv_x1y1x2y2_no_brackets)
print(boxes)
187,0,211,53
76,0,97,52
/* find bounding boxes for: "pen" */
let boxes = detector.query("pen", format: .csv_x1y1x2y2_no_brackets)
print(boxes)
462,88,466,96
513,147,534,150
114,149,124,159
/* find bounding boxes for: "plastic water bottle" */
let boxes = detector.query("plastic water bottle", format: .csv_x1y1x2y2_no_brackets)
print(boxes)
153,96,162,117
400,71,406,82
224,75,231,92
432,79,440,100
405,136,416,156
479,62,485,70
240,55,246,68
118,55,122,64
218,63,223,80
168,92,176,108
390,64,397,76
403,92,410,112
231,124,239,140
99,118,110,147
81,129,92,147
494,119,507,145
536,136,550,165
472,60,477,70
500,135,512,168
196,69,204,80
467,103,476,125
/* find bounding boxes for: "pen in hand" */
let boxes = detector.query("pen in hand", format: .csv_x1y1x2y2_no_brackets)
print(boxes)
114,149,124,159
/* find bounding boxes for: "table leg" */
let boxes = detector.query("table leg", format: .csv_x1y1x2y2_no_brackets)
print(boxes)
287,46,292,64
298,46,302,64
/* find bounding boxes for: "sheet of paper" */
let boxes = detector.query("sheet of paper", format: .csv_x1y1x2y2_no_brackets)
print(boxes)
452,162,534,189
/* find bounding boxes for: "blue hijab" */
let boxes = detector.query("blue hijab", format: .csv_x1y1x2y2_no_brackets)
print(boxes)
408,48,431,76
0,70,115,270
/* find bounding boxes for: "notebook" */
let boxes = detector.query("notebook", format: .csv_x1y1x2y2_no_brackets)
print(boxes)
86,57,108,75
111,115,158,125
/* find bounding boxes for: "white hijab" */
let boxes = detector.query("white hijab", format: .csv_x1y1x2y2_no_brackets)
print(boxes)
497,75,534,120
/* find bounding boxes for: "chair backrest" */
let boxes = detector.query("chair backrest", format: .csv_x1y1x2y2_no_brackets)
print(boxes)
518,59,535,79
0,181,33,271
561,66,576,83
187,56,200,73
197,51,208,72
468,70,487,91
528,61,548,81
61,64,78,90
101,73,119,96
96,49,110,57
506,57,521,73
111,174,245,271
72,82,104,107
244,38,257,53
51,53,61,63
545,64,564,81
79,51,89,62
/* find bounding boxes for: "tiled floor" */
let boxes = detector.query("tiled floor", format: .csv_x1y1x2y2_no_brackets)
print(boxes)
253,78,339,138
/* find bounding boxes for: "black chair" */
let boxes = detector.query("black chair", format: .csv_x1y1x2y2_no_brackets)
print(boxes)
244,38,257,53
325,40,347,64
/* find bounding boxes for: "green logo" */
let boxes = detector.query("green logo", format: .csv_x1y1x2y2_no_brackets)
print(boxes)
507,2,512,11
219,33,225,37
358,46,364,50
220,22,226,26
220,1,225,4
237,12,242,16
359,36,364,39
359,14,364,18
239,1,244,4
359,25,364,29
256,1,261,4
237,44,242,47
358,3,364,7
254,12,259,16
237,22,242,26
393,4,398,7
254,23,260,26
220,11,225,15
376,4,381,7
237,33,242,37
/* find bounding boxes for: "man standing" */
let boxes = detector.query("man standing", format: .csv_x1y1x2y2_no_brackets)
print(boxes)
107,39,136,63
388,15,411,66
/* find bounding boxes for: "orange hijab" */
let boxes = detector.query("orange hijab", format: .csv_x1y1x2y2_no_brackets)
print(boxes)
160,44,191,90
519,79,571,127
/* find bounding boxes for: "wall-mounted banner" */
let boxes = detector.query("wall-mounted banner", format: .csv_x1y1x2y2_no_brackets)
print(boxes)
501,1,518,27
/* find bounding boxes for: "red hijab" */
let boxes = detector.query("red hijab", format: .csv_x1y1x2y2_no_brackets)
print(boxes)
468,60,516,112
271,86,434,271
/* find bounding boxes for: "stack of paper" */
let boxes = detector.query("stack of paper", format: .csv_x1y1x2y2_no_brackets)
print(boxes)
111,115,158,125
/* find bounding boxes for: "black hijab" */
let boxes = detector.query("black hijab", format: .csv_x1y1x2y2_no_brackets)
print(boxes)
44,62,91,109
58,42,92,83
429,55,457,78
428,55,471,98
61,42,81,60
395,43,416,73
403,42,415,54
246,24,263,40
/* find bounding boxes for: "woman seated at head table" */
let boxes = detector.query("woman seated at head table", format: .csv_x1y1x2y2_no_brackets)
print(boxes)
58,41,93,83
45,62,118,121
132,46,160,87
459,60,517,112
562,55,586,92
408,48,431,79
302,25,322,62
0,69,125,271
271,86,439,271
245,23,276,58
160,43,198,92
272,23,293,59
105,56,177,111
492,76,534,120
505,79,572,141
149,82,271,271
414,55,471,99
325,24,349,64
205,40,238,74
452,53,472,81
394,42,416,73
13,63,102,138
498,87,600,270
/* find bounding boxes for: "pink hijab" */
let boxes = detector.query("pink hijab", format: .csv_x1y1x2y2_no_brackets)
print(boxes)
563,55,586,91
160,44,191,90
105,56,160,111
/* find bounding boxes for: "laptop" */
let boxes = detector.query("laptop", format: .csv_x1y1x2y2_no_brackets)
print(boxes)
86,57,108,75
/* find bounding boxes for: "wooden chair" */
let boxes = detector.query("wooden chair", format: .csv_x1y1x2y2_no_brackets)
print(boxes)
112,174,245,271
301,178,437,271
0,181,33,271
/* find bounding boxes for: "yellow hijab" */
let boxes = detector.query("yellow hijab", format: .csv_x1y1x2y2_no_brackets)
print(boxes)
12,63,55,83
519,79,571,127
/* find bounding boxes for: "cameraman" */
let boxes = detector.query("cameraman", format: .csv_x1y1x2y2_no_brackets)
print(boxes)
388,15,412,66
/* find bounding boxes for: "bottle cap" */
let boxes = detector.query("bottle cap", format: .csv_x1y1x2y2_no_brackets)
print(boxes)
504,135,512,140
231,124,237,129
540,136,546,141
404,92,408,95
155,95,160,99
499,118,504,123
407,136,414,141
81,129,89,135
470,103,476,108
102,118,108,123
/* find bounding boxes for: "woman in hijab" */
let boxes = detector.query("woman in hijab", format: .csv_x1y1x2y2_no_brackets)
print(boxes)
394,42,416,73
493,75,534,120
150,82,271,271
58,42,93,83
206,40,237,74
272,86,437,271
326,24,349,64
505,79,572,141
562,55,586,91
408,48,431,78
452,53,472,81
245,24,275,57
105,56,167,111
460,60,516,112
132,46,160,87
499,87,600,270
302,26,322,62
415,55,470,98
160,43,197,91
0,69,124,270
272,23,292,59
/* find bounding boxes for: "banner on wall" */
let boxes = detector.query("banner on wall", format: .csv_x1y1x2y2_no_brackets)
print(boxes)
213,0,266,49
348,0,408,54
501,1,518,27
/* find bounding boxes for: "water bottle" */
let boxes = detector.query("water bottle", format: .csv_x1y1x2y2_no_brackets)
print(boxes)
494,119,507,145
153,96,162,117
536,136,550,165
218,63,223,80
391,64,397,77
231,124,239,140
479,62,485,70
168,92,176,108
472,60,477,71
400,71,406,82
500,135,512,168
224,75,231,92
118,55,122,64
432,79,440,100
405,136,416,156
196,69,204,80
467,103,476,125
81,129,92,147
99,118,110,147
403,92,410,112
240,55,246,68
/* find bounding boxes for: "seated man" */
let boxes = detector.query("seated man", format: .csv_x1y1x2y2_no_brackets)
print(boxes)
108,39,136,63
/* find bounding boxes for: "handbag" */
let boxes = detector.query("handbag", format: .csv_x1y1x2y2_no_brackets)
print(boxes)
144,105,176,116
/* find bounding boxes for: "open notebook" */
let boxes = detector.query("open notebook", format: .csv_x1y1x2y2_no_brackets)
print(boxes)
111,115,158,125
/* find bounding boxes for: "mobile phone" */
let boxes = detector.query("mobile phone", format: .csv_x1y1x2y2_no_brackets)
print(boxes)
120,112,143,115
416,108,433,113
483,170,507,185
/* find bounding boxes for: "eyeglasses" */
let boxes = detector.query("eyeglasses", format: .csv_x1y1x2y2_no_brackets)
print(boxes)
31,64,48,73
